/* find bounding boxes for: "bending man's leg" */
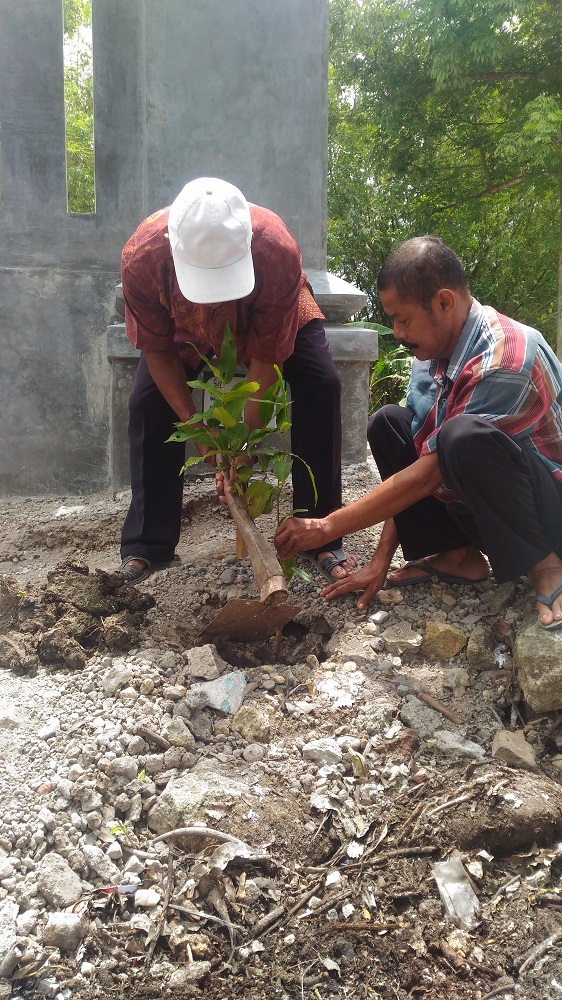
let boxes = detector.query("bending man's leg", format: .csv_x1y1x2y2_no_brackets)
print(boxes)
284,319,356,577
121,354,187,565
438,414,562,626
368,405,488,582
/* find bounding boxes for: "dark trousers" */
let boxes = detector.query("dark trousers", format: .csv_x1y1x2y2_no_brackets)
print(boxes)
367,405,562,583
121,319,342,562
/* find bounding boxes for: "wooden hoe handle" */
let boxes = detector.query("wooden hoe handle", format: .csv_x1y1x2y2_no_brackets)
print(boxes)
225,489,288,607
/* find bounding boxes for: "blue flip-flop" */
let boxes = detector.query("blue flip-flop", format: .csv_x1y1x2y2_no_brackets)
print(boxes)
535,583,562,632
389,560,488,588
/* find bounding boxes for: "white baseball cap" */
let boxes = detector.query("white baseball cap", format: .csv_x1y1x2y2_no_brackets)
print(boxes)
168,177,254,303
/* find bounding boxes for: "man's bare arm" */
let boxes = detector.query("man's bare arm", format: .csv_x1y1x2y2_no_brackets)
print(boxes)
144,348,196,424
244,358,281,431
275,452,443,558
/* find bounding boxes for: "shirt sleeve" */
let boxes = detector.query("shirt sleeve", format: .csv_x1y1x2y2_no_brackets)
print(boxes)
121,250,175,353
419,366,544,456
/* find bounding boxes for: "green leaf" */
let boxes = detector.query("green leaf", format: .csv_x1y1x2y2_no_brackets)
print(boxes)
290,453,318,504
179,455,206,472
272,453,293,485
211,405,238,428
217,322,238,383
223,381,260,400
247,427,272,445
245,480,276,518
258,381,281,426
184,342,221,381
280,557,313,583
227,422,250,453
187,379,225,397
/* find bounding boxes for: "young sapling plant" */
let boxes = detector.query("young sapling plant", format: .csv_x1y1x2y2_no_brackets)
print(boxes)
166,324,316,582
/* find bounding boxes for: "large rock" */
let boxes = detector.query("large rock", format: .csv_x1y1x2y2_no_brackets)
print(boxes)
184,644,228,680
381,624,423,655
162,716,196,750
0,900,19,978
302,737,343,765
232,704,272,743
421,622,467,659
426,766,562,853
148,764,254,834
492,730,537,770
43,912,87,951
400,696,449,739
37,853,82,906
514,622,562,711
184,671,246,715
466,624,499,671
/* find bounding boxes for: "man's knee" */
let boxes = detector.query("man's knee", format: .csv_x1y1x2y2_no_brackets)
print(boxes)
367,404,410,450
439,414,499,452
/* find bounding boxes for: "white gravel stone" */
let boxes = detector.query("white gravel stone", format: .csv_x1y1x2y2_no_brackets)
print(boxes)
43,911,87,951
102,662,134,697
16,909,39,934
106,842,123,861
106,757,139,781
0,900,19,978
37,854,82,907
81,846,120,884
302,738,343,765
37,718,61,741
0,708,25,730
135,888,161,908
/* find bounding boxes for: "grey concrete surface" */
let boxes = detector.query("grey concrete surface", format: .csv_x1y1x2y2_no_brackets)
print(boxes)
0,0,375,495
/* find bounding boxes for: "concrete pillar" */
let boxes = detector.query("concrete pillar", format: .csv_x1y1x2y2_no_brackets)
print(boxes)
0,0,376,494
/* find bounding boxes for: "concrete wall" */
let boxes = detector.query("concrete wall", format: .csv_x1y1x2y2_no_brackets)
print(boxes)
0,0,329,494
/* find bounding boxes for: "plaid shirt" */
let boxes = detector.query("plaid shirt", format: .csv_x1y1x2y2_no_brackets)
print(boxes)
121,204,323,370
408,298,562,487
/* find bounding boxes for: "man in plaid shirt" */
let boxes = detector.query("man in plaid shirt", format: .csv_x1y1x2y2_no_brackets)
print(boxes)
275,237,562,632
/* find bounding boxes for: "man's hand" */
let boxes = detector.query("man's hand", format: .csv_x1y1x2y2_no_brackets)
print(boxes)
274,516,329,559
215,455,255,505
197,442,218,467
320,558,389,611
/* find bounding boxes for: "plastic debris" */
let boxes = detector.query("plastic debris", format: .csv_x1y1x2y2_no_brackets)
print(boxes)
433,859,481,931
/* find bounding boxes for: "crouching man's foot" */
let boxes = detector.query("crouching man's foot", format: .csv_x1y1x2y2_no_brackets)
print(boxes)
387,546,489,587
527,553,562,632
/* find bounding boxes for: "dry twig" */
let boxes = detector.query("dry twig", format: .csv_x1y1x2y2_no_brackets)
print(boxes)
151,826,244,846
168,902,243,931
518,928,562,974
143,852,174,972
417,692,464,724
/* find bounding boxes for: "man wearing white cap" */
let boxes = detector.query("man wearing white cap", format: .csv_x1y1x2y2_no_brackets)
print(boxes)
116,177,356,583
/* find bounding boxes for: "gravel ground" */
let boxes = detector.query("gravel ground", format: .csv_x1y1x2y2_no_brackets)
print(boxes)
0,459,561,1000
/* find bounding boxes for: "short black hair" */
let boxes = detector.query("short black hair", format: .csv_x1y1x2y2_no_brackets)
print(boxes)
377,236,468,310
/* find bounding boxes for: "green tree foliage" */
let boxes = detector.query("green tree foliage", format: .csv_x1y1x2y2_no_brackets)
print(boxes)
328,0,561,348
64,0,95,213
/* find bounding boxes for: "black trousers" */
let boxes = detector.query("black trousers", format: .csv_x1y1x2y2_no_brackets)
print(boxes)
367,405,562,583
121,319,342,563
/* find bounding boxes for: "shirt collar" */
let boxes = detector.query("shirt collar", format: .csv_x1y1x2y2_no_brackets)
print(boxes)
429,298,483,383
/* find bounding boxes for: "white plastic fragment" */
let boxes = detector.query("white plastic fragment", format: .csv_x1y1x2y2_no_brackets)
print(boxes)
432,859,481,931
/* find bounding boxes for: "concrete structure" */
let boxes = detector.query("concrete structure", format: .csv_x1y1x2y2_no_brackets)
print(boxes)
0,0,376,495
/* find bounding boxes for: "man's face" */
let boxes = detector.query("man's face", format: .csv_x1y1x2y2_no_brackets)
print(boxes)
379,286,459,361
